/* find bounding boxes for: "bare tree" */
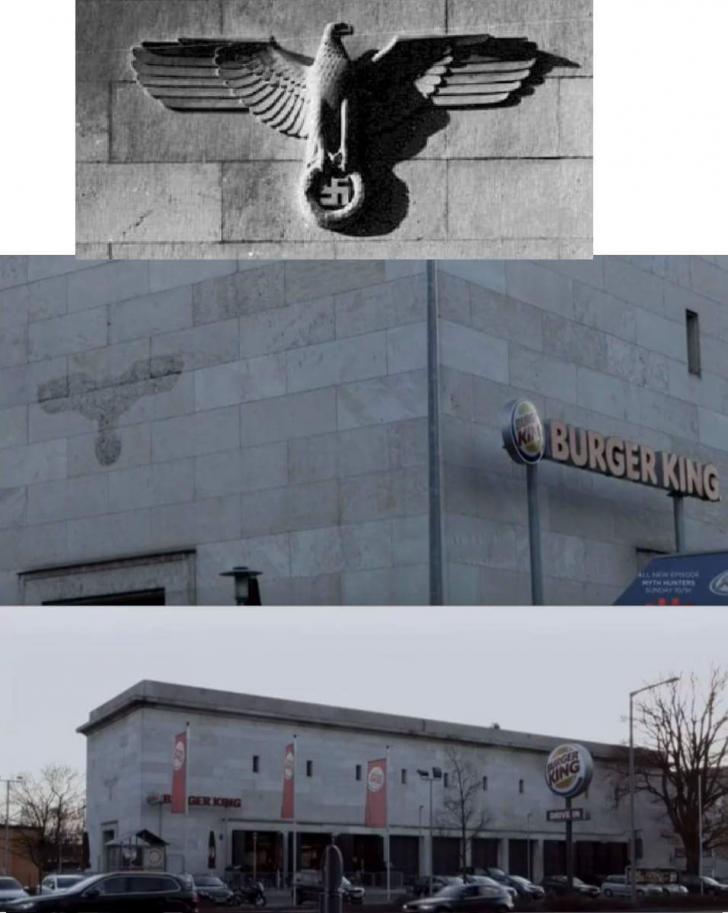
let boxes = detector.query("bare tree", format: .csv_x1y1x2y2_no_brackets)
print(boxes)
438,749,489,878
634,669,728,874
12,766,85,880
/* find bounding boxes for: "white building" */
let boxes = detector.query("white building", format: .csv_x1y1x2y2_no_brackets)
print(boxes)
80,681,680,884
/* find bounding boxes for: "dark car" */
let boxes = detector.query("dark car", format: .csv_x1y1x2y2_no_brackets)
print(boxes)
191,875,233,905
541,876,600,898
501,877,544,901
5,871,198,912
402,882,513,913
0,878,30,904
679,874,728,896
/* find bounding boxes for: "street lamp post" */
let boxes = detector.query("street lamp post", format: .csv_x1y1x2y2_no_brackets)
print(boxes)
628,677,680,903
220,567,262,605
417,768,442,897
2,777,23,876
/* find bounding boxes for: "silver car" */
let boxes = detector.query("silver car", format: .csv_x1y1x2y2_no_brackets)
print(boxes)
40,874,88,895
600,875,665,899
0,878,29,904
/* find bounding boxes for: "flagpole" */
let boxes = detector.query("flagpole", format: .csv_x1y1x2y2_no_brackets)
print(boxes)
292,734,297,905
385,744,390,901
185,721,190,873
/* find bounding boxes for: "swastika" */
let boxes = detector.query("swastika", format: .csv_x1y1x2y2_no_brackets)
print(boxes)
319,177,353,208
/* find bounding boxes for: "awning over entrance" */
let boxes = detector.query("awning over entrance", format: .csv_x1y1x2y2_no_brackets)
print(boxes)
614,551,728,605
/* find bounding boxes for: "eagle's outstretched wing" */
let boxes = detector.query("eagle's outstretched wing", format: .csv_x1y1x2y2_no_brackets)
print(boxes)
359,33,539,134
132,38,312,137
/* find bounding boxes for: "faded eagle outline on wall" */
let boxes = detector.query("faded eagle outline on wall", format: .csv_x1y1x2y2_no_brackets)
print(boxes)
38,355,184,466
132,22,574,232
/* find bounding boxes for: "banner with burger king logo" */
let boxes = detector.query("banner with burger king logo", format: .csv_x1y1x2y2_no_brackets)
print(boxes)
171,728,188,814
281,743,296,820
364,758,387,827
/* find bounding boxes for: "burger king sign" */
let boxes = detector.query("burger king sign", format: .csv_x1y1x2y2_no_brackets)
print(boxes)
545,743,593,799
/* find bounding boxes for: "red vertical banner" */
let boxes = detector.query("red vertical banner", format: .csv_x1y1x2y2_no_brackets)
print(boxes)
281,743,295,820
171,730,188,814
365,758,387,827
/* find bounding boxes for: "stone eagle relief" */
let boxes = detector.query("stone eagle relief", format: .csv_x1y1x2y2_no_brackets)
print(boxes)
132,22,568,231
37,355,184,466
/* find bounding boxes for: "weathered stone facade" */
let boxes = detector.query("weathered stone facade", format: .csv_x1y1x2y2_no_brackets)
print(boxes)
79,680,676,880
0,256,726,605
76,0,592,260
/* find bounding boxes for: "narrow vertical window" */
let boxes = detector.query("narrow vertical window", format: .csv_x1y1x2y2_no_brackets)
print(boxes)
443,772,449,788
252,755,259,773
401,769,407,785
306,760,313,777
482,776,488,791
686,310,701,376
518,779,524,794
355,765,362,781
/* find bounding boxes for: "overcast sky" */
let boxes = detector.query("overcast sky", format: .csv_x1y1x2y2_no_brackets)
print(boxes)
2,605,726,778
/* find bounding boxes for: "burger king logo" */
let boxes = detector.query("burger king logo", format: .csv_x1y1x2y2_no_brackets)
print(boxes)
545,743,593,798
284,751,295,780
502,400,545,465
172,739,186,771
367,764,385,793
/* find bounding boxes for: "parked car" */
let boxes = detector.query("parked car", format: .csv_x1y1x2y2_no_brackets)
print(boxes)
0,878,30,904
40,875,88,895
661,882,689,896
411,877,452,898
501,876,544,901
4,871,198,912
293,871,365,905
402,882,513,913
600,875,665,899
191,874,234,905
457,878,517,903
679,874,728,896
541,876,600,898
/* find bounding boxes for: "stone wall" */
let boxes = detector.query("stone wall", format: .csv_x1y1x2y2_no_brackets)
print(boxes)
2,255,726,606
0,257,430,605
437,256,728,604
83,686,671,876
76,0,592,260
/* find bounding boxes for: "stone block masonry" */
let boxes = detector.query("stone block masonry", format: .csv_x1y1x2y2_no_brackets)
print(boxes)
2,256,726,606
76,0,592,259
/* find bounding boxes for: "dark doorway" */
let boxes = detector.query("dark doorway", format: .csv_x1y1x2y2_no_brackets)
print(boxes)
390,836,420,878
231,831,282,875
471,838,499,870
508,839,535,879
543,840,565,877
433,837,460,875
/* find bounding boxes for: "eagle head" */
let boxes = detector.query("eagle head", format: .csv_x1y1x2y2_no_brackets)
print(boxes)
324,22,354,40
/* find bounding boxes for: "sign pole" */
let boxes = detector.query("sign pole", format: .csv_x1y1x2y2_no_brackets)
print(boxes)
565,796,573,894
671,493,686,552
502,400,546,606
526,463,544,605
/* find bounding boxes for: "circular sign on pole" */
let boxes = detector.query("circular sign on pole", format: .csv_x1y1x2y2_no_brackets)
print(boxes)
545,744,593,799
502,400,545,465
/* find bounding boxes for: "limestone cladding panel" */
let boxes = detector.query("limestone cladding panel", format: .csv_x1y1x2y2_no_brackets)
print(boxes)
76,0,592,258
2,258,428,605
438,256,728,605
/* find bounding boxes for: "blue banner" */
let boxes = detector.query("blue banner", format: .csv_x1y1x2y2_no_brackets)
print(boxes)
615,552,728,605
